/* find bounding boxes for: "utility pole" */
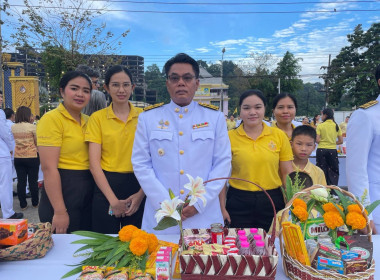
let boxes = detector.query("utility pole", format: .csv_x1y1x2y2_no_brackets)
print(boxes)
277,78,281,94
320,54,331,108
220,47,225,113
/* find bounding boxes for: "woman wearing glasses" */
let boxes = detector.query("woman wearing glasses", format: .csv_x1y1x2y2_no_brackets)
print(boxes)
85,65,145,234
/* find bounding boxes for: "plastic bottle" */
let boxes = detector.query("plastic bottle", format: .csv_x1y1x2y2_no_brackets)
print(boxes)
239,241,251,255
253,241,267,256
247,228,258,242
250,234,262,251
237,234,247,248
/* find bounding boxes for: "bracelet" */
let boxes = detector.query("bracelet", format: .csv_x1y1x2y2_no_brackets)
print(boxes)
54,209,67,215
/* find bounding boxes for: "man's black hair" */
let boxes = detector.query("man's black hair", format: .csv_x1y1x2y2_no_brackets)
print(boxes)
164,53,200,79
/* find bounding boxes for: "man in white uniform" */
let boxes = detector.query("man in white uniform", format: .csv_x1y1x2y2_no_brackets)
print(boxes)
0,92,23,219
132,53,231,234
347,64,380,233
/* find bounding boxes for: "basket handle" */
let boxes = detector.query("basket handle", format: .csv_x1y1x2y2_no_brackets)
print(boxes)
278,184,372,276
203,177,278,246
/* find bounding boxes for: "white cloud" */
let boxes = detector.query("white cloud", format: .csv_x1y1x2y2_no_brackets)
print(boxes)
195,48,210,53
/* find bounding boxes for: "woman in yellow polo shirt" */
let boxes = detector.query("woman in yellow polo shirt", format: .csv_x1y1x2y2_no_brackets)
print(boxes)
271,92,298,141
37,71,93,234
316,108,343,185
85,66,145,234
220,89,293,231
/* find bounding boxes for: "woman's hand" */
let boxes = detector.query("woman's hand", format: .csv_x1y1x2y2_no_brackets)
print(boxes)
125,191,145,216
111,200,129,218
52,212,69,234
221,207,231,224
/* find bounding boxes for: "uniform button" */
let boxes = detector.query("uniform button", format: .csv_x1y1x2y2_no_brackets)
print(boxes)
179,114,183,119
179,150,184,155
180,170,184,175
179,131,183,136
175,108,180,113
184,108,188,113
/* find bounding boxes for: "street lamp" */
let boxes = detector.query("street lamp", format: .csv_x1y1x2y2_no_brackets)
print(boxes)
220,47,225,113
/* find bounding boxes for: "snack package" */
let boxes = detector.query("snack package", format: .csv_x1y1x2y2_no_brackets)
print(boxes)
104,268,129,280
156,255,171,280
77,266,105,280
130,271,154,280
301,218,330,240
341,235,373,264
317,256,344,274
311,243,342,268
0,219,28,246
344,259,368,274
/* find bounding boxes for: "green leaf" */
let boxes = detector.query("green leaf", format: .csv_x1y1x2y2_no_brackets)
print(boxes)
334,189,351,210
104,241,122,263
314,202,325,216
72,231,113,240
332,201,346,222
74,244,93,255
93,237,119,251
169,188,175,199
307,200,316,215
61,265,83,279
115,254,132,269
114,242,129,256
71,238,105,246
153,216,178,231
366,200,380,215
139,251,149,271
285,175,293,202
94,249,112,260
105,251,125,267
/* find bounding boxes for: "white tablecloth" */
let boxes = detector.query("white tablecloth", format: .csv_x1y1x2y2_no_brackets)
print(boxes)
0,233,378,280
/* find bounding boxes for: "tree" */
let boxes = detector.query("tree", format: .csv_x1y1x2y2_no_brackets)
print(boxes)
145,64,168,104
327,23,380,106
6,0,129,88
273,51,303,94
294,83,325,117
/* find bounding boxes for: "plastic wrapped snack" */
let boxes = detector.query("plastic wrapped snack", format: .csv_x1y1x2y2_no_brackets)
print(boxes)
104,268,129,280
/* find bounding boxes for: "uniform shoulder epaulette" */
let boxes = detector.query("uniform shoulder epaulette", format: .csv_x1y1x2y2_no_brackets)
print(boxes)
198,102,219,111
359,100,378,109
143,103,164,112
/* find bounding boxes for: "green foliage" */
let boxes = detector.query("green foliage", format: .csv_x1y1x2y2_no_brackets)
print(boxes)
153,216,178,231
328,23,380,106
145,64,169,104
273,51,303,94
366,200,380,215
293,83,325,117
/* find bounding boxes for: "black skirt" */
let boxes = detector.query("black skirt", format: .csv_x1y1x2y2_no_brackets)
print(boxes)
38,169,95,233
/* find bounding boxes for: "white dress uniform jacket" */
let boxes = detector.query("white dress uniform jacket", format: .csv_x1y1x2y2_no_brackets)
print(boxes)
346,95,380,230
132,100,231,234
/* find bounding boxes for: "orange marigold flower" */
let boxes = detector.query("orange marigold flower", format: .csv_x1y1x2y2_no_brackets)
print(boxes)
118,225,138,242
292,198,307,210
292,206,308,222
347,204,368,215
323,211,344,229
131,229,149,241
346,212,367,230
147,233,159,254
130,237,148,256
322,202,343,213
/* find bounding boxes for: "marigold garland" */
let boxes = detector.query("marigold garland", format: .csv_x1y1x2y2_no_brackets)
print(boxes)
118,225,138,242
292,206,308,222
347,204,368,215
130,237,149,256
346,212,367,230
147,233,159,254
322,202,343,213
323,211,344,229
292,198,307,210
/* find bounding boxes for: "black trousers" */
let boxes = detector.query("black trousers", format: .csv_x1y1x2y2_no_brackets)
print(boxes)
226,186,285,233
38,169,95,233
92,171,145,234
316,148,339,186
14,156,40,208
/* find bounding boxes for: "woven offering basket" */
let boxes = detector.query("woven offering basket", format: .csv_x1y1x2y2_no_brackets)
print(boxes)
0,222,54,261
180,177,279,280
279,184,375,280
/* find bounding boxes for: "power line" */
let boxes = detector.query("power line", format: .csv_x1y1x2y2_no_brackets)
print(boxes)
92,0,379,5
8,4,380,14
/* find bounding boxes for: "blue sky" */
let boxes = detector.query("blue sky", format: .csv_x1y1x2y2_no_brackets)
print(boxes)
4,0,380,83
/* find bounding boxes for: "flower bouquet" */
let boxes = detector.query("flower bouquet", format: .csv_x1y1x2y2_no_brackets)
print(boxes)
279,184,379,280
62,225,158,279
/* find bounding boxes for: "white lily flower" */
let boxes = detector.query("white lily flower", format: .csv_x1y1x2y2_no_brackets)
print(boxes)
155,196,184,223
310,186,329,203
184,174,207,207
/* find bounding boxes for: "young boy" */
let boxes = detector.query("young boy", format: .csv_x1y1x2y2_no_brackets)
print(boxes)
270,125,327,236
291,125,327,186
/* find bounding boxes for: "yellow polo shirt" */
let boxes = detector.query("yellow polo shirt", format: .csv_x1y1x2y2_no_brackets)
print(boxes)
316,119,342,149
271,120,296,141
85,102,142,173
228,123,293,191
292,161,327,186
37,103,89,170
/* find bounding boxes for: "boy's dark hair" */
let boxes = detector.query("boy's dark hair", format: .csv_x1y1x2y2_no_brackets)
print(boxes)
164,53,200,79
4,108,14,119
292,125,317,141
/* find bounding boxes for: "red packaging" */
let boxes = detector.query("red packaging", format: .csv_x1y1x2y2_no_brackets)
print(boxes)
0,219,28,245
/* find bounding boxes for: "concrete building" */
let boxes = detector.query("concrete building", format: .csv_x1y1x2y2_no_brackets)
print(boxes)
194,67,229,116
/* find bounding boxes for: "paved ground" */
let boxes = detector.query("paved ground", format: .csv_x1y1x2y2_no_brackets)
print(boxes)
0,181,40,223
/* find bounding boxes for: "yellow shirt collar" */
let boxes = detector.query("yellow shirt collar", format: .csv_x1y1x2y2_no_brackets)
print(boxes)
292,160,313,174
236,122,271,139
106,102,139,121
57,103,87,127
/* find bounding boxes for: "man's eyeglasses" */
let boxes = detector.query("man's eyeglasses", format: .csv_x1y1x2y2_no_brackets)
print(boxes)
167,74,196,84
